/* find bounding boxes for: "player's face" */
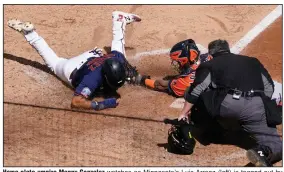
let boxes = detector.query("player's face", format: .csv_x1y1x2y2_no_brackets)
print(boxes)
171,60,181,73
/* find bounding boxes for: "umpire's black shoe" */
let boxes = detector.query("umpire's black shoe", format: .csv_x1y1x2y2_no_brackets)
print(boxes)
246,146,273,167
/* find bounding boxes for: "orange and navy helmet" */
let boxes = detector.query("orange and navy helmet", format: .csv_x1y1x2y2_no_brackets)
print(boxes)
170,39,200,72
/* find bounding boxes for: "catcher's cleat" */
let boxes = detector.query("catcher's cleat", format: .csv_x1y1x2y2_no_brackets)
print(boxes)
8,19,34,34
112,11,141,24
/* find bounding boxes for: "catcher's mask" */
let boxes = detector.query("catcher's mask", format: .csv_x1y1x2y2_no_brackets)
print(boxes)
102,58,126,90
167,120,196,155
170,39,200,73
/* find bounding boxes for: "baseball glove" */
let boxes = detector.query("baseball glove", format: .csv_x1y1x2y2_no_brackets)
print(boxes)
124,61,139,83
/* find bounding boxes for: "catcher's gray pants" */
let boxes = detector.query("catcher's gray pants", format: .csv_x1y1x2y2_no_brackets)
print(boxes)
220,94,282,163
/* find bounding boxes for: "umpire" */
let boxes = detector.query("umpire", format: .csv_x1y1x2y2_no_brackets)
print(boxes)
178,39,282,166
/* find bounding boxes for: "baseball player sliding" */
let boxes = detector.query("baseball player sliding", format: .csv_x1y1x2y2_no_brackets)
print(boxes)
7,11,141,111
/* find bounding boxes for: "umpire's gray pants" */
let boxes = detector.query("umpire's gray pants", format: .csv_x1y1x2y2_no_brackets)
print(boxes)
220,94,282,163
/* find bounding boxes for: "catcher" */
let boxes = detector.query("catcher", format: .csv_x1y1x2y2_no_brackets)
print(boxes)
7,11,140,111
133,39,212,97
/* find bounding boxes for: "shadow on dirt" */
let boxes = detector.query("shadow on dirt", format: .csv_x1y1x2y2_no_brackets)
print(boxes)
157,143,192,155
3,53,73,90
157,143,168,149
4,53,55,76
244,162,255,167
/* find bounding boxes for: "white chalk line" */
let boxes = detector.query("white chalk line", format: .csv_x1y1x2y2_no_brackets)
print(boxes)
133,49,170,60
133,44,208,61
230,5,282,54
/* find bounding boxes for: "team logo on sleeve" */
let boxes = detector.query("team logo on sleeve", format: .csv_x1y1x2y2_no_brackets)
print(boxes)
81,87,91,98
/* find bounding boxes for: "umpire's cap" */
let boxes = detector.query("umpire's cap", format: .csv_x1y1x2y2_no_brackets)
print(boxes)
102,58,126,90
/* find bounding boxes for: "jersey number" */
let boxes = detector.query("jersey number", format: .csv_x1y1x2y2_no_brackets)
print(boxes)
87,54,113,71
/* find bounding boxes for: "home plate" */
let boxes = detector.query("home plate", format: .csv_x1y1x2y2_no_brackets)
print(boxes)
169,98,185,109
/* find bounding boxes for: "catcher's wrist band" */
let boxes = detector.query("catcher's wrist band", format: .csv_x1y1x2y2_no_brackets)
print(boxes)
145,79,155,88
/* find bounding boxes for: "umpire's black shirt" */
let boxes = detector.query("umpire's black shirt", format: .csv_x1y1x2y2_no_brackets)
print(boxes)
185,52,274,116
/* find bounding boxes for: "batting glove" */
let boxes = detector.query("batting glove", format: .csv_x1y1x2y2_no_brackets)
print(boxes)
91,98,118,110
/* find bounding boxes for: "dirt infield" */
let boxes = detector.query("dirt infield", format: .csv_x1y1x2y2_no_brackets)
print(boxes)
3,5,282,166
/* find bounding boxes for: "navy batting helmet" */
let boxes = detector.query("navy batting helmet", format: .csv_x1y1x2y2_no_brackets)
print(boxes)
102,58,126,90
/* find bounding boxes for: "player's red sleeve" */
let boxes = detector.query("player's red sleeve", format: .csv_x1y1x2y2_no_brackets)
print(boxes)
168,73,195,97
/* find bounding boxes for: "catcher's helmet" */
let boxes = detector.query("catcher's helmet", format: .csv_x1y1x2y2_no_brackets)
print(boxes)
170,39,200,72
102,58,126,90
167,124,196,155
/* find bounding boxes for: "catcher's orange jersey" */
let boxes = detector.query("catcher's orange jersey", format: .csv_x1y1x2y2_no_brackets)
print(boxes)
168,53,213,97
168,72,195,97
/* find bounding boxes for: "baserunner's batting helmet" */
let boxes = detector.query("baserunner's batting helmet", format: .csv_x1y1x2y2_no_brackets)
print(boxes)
102,58,126,90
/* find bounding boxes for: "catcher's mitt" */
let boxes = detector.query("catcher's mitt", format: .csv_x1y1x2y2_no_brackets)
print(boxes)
124,65,150,85
165,118,196,155
124,61,139,83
